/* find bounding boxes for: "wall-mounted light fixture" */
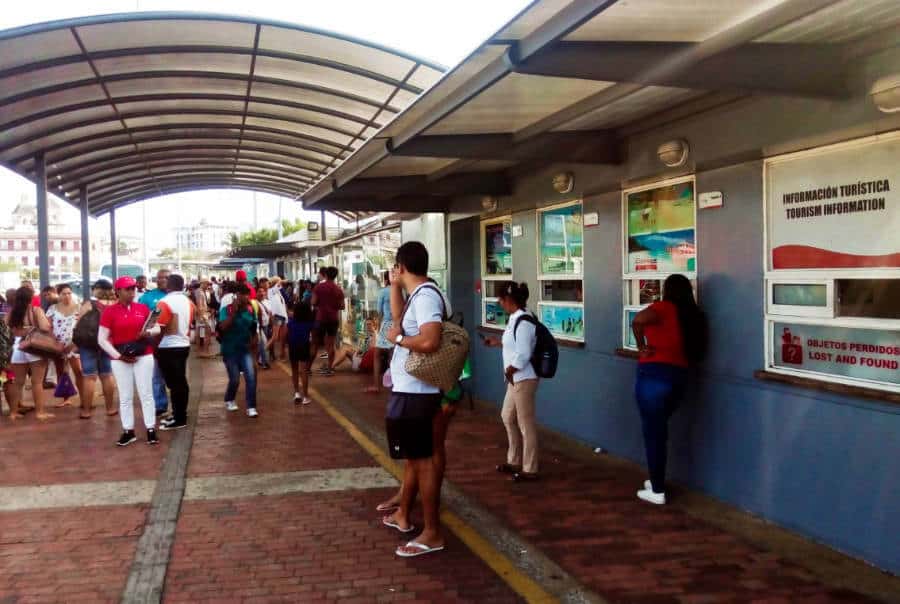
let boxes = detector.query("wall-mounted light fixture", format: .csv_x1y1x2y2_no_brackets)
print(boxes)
481,196,499,212
871,75,900,113
657,139,690,168
552,172,574,194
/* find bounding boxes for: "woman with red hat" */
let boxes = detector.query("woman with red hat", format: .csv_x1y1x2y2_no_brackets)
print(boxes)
97,276,159,446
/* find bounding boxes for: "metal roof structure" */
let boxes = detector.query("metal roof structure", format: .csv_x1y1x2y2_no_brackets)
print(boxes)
302,0,900,212
0,12,445,216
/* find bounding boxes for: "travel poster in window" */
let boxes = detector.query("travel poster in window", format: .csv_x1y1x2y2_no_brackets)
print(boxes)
484,222,512,276
627,181,695,273
540,204,583,275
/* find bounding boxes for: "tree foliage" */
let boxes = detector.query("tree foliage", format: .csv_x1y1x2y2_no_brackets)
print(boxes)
225,219,306,250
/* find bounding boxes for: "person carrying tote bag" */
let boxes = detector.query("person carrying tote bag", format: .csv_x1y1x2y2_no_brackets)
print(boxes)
4,287,55,420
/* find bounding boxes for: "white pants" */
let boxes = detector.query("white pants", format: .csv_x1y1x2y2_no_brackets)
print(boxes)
111,355,156,431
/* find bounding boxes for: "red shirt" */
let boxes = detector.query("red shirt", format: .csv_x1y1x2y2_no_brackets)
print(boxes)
31,295,40,308
639,301,688,368
313,280,345,323
99,301,154,355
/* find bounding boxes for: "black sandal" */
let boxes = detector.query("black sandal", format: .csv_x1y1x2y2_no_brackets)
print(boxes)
496,463,519,474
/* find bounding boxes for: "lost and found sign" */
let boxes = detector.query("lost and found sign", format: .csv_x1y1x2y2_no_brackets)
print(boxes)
774,322,900,386
767,134,900,269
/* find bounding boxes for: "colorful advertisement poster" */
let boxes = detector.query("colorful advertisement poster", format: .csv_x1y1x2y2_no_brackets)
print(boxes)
626,181,695,273
540,304,584,340
540,204,583,275
625,308,641,348
772,322,900,386
484,221,512,276
767,134,900,270
484,301,508,327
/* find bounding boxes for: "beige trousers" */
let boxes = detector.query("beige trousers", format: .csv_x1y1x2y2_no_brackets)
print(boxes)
501,379,539,474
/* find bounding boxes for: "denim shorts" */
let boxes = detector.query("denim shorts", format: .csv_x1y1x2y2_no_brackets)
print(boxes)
80,347,112,377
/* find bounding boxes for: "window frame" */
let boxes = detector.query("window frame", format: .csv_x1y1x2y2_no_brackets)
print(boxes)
621,175,697,349
536,200,585,343
480,216,513,328
767,278,834,318
762,132,900,393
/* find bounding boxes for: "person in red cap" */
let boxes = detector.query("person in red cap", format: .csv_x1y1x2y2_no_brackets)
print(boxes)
97,276,159,446
235,270,256,300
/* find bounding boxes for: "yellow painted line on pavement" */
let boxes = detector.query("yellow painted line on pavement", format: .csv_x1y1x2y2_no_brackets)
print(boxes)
276,362,556,604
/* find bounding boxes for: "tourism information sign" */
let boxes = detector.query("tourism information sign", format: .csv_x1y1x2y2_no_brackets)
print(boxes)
767,135,900,270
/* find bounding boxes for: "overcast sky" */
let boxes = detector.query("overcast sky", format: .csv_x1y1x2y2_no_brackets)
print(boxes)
0,0,531,250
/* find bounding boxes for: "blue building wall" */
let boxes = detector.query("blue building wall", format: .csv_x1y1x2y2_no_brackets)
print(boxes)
449,157,900,573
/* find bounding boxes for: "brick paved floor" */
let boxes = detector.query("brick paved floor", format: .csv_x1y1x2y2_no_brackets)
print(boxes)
0,356,523,603
314,366,894,604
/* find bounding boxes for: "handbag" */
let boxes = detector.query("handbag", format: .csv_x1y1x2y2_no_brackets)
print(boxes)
115,341,147,357
19,308,65,359
401,284,469,393
54,370,78,399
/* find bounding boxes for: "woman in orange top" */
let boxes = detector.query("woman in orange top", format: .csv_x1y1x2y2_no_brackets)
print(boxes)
631,274,706,505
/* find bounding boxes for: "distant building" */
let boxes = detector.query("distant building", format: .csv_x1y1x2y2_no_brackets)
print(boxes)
0,197,100,272
175,221,235,253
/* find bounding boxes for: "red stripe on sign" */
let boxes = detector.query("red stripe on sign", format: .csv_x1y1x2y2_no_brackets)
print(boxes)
773,245,900,269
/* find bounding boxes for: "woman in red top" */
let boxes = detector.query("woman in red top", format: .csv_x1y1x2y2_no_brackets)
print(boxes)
631,274,705,505
98,276,159,447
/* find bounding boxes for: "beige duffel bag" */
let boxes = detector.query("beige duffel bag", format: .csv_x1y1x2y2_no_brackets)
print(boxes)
401,284,469,392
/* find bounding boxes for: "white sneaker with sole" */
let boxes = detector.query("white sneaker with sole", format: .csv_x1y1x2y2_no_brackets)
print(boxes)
226,401,238,412
301,397,312,405
637,488,666,505
247,408,259,418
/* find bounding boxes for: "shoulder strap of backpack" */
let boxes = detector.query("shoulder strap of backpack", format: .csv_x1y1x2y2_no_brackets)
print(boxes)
512,312,537,341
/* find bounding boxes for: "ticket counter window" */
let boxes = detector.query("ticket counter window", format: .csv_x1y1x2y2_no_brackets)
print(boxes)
537,202,584,342
481,217,513,328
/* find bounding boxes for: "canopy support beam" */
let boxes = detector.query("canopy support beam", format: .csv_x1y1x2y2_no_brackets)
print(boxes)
35,153,51,290
388,131,621,163
80,186,91,297
109,208,117,282
511,41,852,99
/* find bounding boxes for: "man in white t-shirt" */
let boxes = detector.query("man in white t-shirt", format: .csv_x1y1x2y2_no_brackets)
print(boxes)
154,274,194,431
383,241,450,558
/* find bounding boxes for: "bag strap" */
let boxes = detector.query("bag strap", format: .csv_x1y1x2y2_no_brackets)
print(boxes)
399,283,448,334
512,312,536,341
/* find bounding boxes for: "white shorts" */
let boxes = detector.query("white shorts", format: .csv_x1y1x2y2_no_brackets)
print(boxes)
11,336,42,364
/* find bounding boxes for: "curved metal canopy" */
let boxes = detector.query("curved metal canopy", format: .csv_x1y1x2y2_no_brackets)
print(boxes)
0,12,444,216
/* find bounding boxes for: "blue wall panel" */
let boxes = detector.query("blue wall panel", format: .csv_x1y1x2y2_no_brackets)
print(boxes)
448,160,900,573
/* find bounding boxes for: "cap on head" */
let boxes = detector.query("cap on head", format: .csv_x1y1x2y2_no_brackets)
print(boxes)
236,270,247,281
114,276,137,290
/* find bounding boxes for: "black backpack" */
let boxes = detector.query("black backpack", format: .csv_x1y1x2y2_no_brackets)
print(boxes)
72,301,101,350
513,313,558,379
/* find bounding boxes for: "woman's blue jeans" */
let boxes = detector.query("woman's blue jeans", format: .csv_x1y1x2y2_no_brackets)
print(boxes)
223,352,257,409
635,363,688,494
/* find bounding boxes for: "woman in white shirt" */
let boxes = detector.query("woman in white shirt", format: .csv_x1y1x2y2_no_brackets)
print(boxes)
481,282,540,481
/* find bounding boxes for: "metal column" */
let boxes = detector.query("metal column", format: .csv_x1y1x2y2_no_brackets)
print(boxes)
109,208,117,281
35,153,50,289
80,186,90,297
320,210,326,241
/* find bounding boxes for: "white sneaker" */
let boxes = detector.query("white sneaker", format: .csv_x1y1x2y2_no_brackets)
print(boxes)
301,397,312,406
293,392,302,403
644,480,652,491
226,401,238,412
247,408,259,418
637,488,666,505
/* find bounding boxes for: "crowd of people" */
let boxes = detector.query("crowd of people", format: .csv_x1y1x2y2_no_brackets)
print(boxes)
0,239,705,558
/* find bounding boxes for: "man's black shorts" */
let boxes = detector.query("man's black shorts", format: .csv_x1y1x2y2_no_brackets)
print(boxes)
385,392,443,460
289,342,311,364
313,320,339,344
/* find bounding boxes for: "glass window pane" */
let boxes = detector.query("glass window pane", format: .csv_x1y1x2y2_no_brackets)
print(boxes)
837,279,900,319
539,203,583,275
484,300,508,327
483,221,512,276
539,304,584,341
773,283,827,307
541,280,583,303
626,181,695,274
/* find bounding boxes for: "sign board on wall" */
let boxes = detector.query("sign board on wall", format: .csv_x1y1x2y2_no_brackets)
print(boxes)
772,322,899,386
766,134,900,270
